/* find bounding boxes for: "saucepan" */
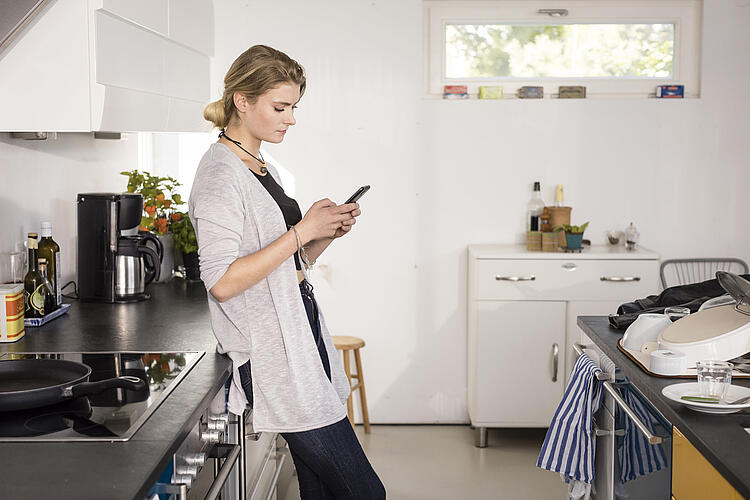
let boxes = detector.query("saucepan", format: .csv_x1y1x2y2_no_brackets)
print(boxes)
0,359,145,412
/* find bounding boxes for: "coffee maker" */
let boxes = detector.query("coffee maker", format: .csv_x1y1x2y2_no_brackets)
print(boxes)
77,193,163,302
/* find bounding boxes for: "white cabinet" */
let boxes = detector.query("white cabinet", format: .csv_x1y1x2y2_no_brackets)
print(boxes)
473,300,566,426
467,244,659,445
0,0,212,132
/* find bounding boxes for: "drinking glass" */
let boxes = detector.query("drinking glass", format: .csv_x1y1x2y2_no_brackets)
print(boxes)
664,306,691,322
0,252,25,284
696,361,733,401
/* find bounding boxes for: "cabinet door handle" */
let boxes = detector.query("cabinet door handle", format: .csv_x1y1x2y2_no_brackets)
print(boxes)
495,275,536,281
552,343,559,382
600,276,640,282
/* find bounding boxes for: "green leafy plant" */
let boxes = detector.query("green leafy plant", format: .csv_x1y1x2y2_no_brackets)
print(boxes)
120,170,185,234
171,214,198,255
553,222,589,234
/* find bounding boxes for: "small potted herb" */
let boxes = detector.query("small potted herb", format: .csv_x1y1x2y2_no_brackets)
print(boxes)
121,170,185,281
554,222,589,250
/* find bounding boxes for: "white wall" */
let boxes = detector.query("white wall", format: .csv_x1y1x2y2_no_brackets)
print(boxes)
213,0,750,424
0,133,142,284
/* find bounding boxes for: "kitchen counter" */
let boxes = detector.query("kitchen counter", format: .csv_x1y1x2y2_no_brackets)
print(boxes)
578,316,750,499
0,280,231,500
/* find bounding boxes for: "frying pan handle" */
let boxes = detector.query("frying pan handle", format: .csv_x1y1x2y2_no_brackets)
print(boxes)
65,376,146,398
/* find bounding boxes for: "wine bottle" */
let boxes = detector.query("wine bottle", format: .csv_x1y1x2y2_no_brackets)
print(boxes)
37,258,57,314
526,181,545,232
23,233,43,318
554,184,564,207
38,221,61,306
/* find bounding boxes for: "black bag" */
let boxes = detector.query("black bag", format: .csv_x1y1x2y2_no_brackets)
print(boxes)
609,274,750,329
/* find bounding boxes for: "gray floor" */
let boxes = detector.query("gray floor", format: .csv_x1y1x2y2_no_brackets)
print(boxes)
283,425,567,500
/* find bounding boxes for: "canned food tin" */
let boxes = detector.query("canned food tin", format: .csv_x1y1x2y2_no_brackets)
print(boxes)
0,284,25,342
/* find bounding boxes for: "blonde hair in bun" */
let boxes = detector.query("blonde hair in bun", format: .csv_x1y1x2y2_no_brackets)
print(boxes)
203,45,306,129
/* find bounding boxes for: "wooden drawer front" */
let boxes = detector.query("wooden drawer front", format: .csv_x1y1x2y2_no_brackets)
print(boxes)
475,259,657,301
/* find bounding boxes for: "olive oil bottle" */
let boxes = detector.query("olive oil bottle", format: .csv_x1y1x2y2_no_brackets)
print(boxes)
38,221,61,306
23,233,43,318
37,258,57,314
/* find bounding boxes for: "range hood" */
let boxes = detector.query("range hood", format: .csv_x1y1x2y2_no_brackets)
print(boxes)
0,0,212,133
0,0,54,57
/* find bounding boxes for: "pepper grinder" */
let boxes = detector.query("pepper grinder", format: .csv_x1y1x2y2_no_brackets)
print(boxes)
625,222,640,251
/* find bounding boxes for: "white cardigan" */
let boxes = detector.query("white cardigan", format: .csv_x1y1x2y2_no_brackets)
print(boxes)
188,143,350,433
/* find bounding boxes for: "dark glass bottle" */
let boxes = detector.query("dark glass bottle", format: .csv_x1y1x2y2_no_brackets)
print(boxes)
38,221,61,306
23,233,43,318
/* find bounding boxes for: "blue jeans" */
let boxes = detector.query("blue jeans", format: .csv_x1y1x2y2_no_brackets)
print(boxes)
282,417,386,500
238,280,384,499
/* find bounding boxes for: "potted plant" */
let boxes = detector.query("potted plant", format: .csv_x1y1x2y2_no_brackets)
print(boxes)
554,222,589,250
171,213,200,281
120,170,185,281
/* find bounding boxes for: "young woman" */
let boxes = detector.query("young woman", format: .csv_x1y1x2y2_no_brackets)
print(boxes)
189,45,385,499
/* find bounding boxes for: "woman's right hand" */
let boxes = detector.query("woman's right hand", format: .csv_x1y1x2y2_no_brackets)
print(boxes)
297,199,358,243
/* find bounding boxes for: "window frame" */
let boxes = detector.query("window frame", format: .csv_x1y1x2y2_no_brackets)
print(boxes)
424,0,702,98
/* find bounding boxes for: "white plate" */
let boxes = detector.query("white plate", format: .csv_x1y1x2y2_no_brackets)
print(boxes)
662,382,750,414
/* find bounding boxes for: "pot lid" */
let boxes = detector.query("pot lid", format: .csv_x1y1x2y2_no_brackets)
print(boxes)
717,271,750,316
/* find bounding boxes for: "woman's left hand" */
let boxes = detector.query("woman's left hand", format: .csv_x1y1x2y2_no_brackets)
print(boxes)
332,203,360,239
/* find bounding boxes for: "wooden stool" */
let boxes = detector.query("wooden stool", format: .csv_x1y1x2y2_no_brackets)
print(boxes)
331,335,370,433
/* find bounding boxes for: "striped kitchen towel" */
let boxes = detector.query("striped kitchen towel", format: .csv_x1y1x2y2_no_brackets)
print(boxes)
537,352,604,485
618,388,668,483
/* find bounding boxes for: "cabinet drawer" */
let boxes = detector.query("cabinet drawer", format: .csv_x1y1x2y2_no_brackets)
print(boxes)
474,259,658,301
672,427,743,500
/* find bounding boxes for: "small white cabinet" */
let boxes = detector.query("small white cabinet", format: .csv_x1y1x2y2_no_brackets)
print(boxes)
467,244,659,446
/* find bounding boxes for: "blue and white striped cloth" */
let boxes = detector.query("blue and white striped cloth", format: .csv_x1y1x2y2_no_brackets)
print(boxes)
537,352,604,485
618,389,668,483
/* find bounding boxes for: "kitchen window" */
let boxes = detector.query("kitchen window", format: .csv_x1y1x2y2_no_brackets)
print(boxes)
424,1,702,98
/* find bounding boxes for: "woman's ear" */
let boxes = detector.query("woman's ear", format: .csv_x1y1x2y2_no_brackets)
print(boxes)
233,92,248,113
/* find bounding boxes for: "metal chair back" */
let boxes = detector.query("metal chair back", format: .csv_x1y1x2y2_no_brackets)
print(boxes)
660,258,749,289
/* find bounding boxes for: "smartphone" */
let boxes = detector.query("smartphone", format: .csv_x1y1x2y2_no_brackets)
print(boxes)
344,185,370,204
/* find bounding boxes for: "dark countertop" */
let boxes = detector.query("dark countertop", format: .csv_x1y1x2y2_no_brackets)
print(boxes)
0,280,232,500
578,316,750,499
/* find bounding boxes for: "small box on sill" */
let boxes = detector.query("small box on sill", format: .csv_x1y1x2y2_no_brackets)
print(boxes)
443,85,468,99
656,85,684,98
478,86,504,99
517,86,544,99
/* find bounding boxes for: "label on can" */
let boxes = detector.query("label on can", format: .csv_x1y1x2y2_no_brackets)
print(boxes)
1,286,25,342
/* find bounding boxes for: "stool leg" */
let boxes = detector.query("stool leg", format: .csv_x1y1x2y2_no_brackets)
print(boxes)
353,348,370,434
341,349,355,431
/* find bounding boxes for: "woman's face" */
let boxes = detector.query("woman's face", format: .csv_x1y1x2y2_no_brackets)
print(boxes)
238,83,300,144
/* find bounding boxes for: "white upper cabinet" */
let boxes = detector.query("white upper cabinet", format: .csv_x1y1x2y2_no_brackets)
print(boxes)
102,0,169,35
0,0,212,132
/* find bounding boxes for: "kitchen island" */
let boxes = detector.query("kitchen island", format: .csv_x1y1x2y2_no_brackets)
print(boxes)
579,316,750,499
0,280,231,500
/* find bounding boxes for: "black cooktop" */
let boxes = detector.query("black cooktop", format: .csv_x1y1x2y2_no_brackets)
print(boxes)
0,351,204,442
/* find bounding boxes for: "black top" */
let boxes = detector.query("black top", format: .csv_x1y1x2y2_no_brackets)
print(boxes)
252,170,302,270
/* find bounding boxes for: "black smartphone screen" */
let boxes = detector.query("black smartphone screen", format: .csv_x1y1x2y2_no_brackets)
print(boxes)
345,185,370,204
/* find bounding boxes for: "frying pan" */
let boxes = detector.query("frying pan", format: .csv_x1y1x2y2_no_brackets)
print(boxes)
0,359,145,412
